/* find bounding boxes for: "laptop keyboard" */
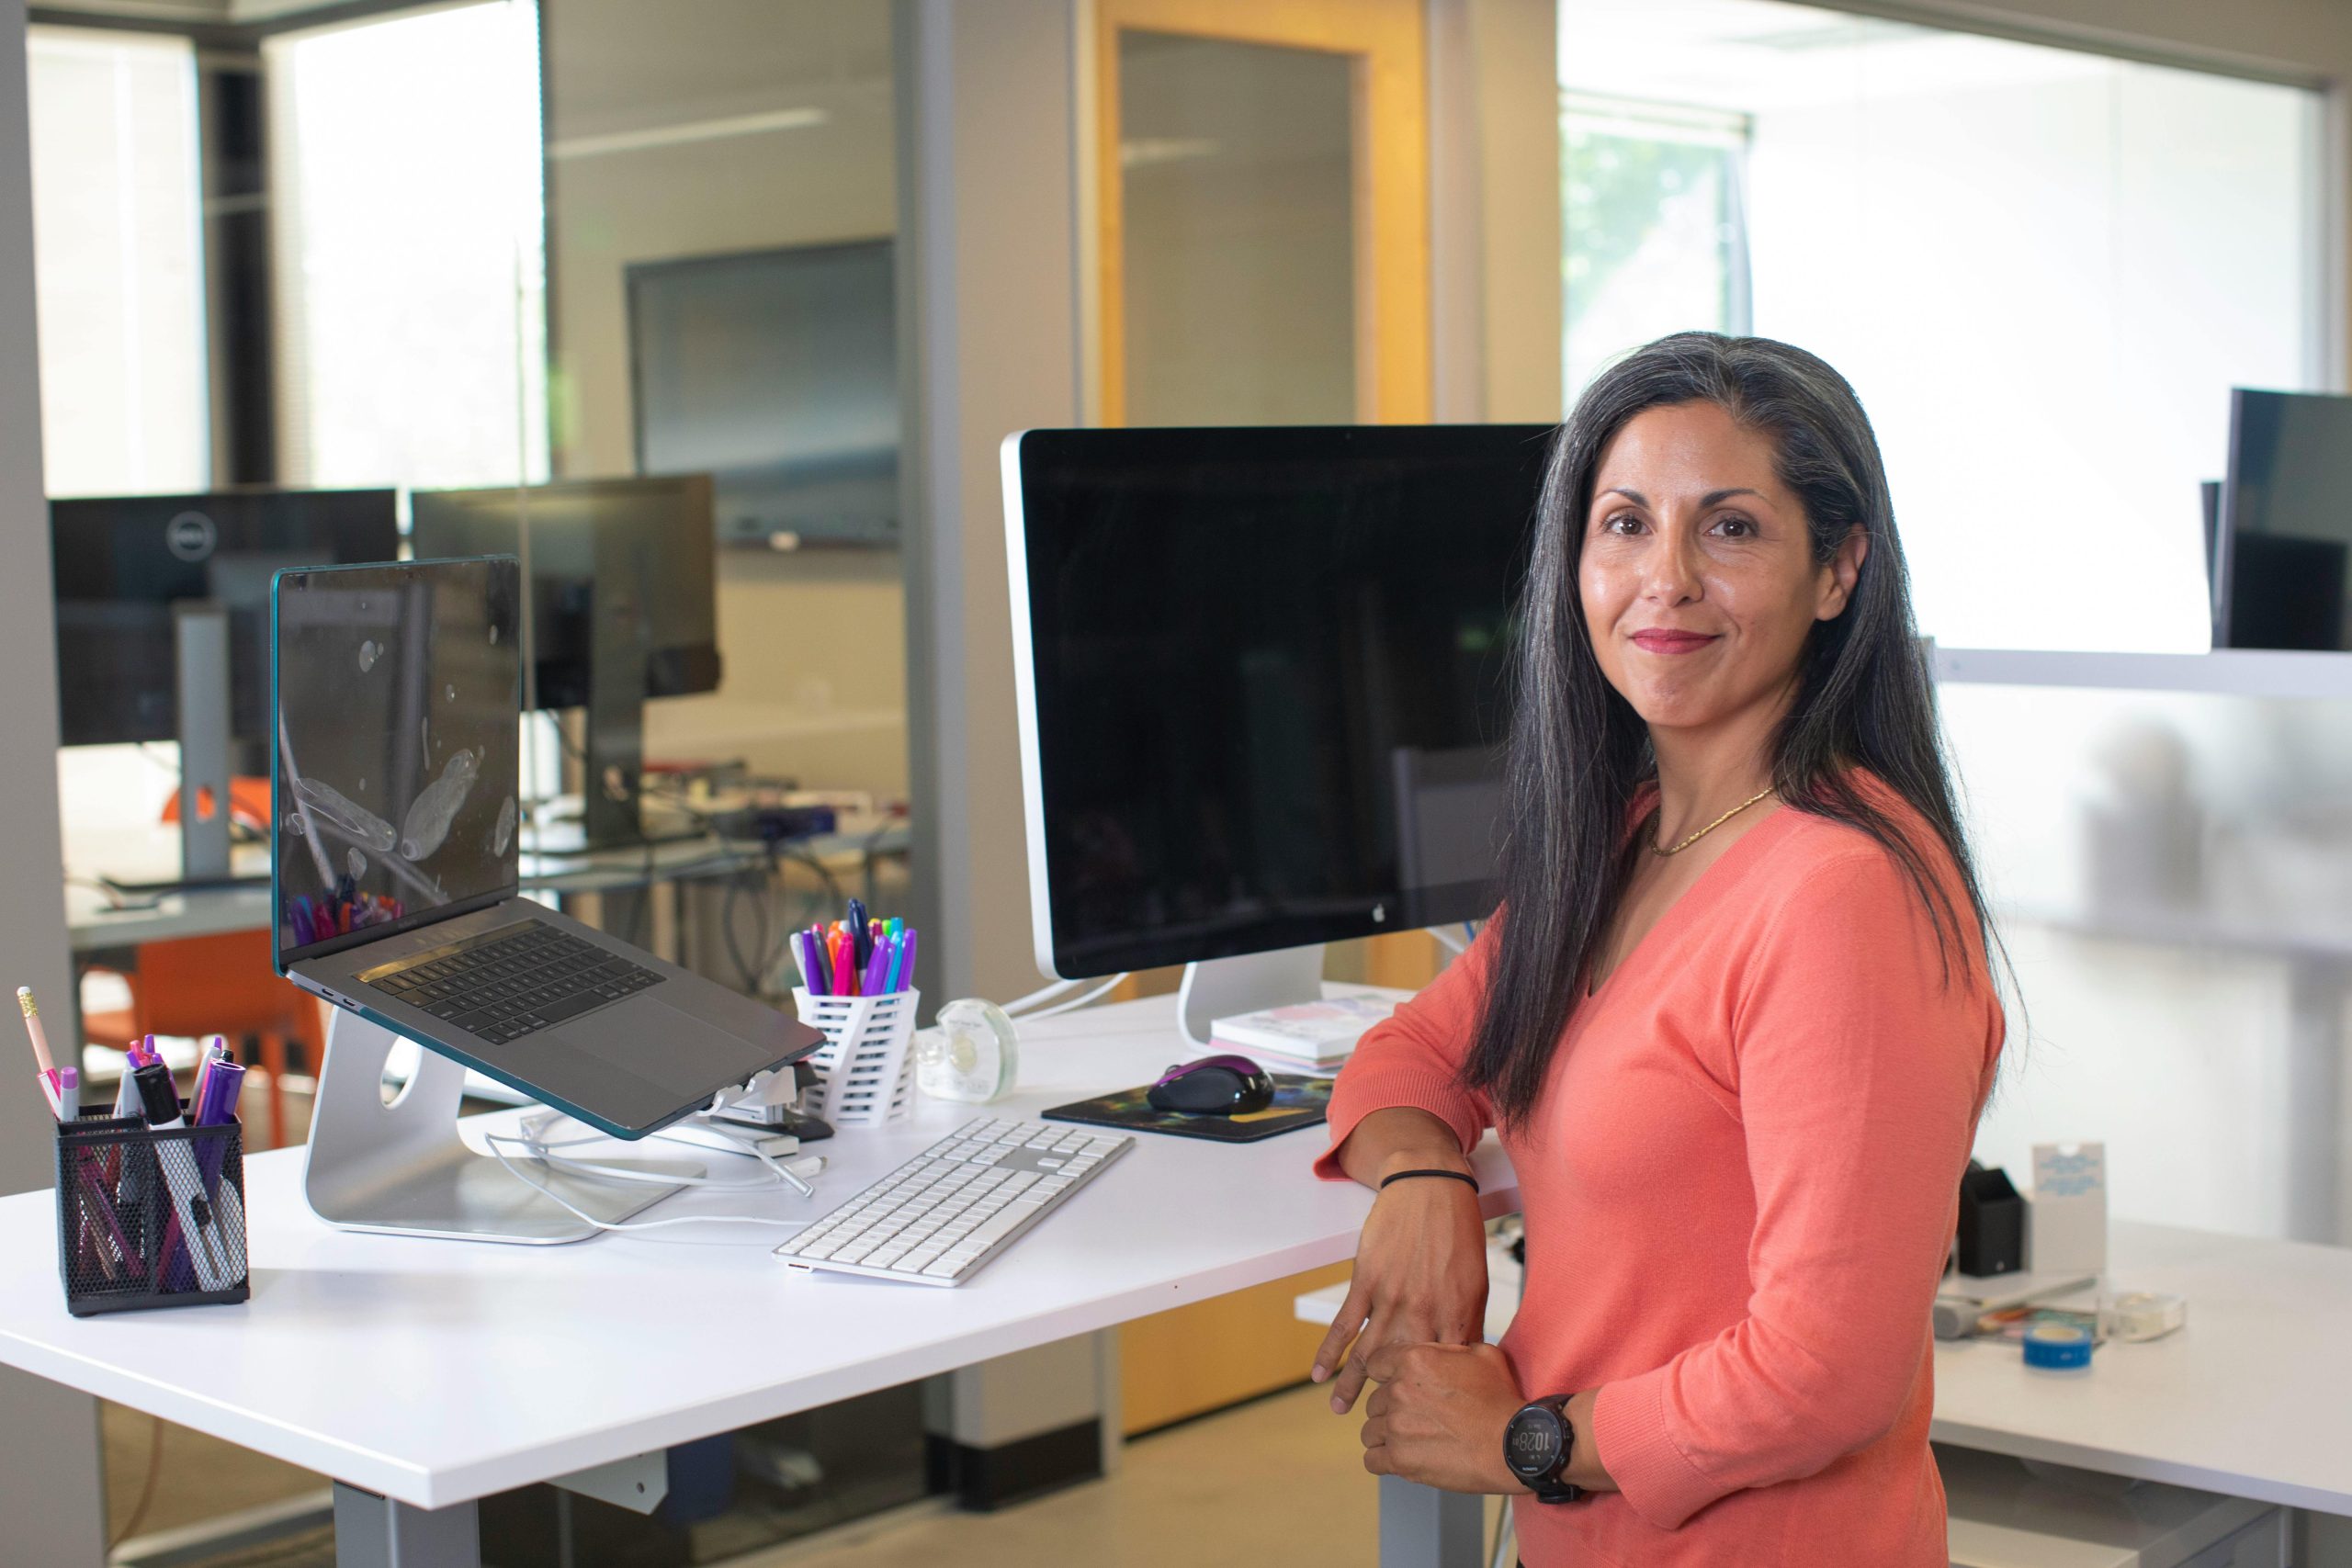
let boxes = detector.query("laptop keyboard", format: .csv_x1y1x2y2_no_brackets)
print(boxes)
360,922,662,1044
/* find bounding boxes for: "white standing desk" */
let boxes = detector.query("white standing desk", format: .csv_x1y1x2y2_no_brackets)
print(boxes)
0,992,1489,1566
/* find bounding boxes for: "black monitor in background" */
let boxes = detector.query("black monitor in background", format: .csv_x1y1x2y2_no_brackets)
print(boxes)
409,477,721,849
629,240,898,550
1005,424,1550,984
51,488,401,756
2218,388,2352,651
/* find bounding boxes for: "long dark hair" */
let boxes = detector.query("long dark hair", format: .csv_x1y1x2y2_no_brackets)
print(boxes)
1464,332,2000,1124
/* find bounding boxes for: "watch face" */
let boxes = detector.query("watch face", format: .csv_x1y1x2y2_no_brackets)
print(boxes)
1505,1406,1564,1478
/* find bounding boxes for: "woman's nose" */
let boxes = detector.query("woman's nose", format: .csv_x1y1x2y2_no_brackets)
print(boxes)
1640,525,1703,604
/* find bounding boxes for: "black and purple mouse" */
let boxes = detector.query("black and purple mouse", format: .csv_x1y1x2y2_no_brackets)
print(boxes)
1146,1054,1275,1116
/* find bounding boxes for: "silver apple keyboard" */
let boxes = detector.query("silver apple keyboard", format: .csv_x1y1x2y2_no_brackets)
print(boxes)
774,1118,1133,1286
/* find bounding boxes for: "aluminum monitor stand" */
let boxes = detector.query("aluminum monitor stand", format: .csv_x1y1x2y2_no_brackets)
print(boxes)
1174,944,1327,1048
303,1010,699,1244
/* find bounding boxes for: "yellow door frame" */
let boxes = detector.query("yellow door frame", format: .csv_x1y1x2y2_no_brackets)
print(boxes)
1092,0,1432,427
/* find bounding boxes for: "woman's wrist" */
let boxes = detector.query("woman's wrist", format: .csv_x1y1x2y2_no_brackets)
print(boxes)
1561,1388,1613,1492
1374,1145,1474,1184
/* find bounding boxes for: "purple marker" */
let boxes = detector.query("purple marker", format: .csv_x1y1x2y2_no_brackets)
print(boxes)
898,929,917,991
798,931,828,997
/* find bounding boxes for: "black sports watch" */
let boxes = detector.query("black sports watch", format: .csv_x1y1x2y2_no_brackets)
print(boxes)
1503,1394,1588,1503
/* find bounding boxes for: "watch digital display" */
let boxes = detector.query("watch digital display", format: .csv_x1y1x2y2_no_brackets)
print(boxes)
1507,1409,1563,1475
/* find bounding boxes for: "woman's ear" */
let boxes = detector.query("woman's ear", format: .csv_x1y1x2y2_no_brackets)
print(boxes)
1815,527,1870,621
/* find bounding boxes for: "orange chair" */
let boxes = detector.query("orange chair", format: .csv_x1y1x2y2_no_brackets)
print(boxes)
90,929,328,1150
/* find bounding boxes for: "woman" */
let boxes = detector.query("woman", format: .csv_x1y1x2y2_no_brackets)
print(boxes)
1309,333,2005,1565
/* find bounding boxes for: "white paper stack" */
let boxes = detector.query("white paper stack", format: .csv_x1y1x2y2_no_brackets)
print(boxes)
1208,996,1396,1075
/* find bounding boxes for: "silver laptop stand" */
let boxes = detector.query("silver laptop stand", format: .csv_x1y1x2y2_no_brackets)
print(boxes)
303,1010,699,1244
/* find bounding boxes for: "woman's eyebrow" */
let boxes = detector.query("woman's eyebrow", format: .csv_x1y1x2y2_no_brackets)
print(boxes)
1702,487,1765,508
1598,487,1646,507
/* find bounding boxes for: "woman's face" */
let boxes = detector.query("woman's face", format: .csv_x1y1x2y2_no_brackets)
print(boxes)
1578,400,1866,738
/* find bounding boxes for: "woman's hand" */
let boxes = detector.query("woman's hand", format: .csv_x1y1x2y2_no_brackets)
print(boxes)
1311,1117,1491,1415
1359,1342,1528,1493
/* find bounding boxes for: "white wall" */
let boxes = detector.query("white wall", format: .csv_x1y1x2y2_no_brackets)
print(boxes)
0,0,120,1555
543,0,906,796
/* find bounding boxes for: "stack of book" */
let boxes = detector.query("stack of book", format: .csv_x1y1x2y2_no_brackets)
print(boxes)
1208,996,1396,1076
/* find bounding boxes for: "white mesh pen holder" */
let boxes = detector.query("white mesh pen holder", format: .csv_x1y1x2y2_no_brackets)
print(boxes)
795,988,922,1125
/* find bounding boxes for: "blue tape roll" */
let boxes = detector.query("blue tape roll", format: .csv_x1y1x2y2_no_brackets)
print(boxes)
2022,1322,2094,1370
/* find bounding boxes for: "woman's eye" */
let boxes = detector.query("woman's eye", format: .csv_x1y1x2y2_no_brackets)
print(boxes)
1600,513,1643,536
1713,514,1756,538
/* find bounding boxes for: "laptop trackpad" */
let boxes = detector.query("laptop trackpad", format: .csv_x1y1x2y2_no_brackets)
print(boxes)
577,995,775,1099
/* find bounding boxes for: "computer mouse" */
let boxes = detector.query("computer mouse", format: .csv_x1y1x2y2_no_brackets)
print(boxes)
1147,1054,1275,1116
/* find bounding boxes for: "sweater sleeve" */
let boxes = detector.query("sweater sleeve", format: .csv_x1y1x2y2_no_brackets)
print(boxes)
1593,850,1996,1529
1310,925,1498,1181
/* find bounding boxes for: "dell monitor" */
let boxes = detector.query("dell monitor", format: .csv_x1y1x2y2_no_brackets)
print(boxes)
51,488,401,753
2217,388,2352,651
409,477,721,849
1004,424,1550,1041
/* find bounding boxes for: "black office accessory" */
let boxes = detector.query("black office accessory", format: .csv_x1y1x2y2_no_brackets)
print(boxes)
55,1109,248,1316
1956,1160,2026,1278
2215,387,2352,651
1145,1054,1275,1116
1381,1168,1479,1194
409,478,721,851
1044,1073,1332,1143
1005,424,1549,1043
271,556,822,1142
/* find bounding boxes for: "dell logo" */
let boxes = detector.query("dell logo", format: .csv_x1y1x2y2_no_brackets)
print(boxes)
166,510,217,562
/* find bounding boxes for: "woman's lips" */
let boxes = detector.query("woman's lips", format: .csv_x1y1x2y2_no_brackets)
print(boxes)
1630,629,1720,655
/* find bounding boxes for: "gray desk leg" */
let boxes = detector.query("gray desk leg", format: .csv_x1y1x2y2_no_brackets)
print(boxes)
1379,1475,1487,1568
333,1483,480,1568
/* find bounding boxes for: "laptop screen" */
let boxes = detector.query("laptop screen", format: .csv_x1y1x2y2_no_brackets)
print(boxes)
273,557,524,965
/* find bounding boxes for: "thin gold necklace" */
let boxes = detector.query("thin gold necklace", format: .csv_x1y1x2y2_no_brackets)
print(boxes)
1650,786,1775,857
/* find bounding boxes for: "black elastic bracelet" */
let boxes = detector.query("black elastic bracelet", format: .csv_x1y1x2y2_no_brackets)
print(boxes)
1379,1168,1479,1194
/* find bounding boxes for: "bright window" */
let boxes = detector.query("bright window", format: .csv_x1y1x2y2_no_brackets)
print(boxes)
1562,93,1749,399
266,0,548,491
25,26,209,498
1559,0,2323,653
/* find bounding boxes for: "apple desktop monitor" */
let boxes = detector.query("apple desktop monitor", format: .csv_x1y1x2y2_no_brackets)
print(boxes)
1003,424,1550,1037
2216,388,2352,651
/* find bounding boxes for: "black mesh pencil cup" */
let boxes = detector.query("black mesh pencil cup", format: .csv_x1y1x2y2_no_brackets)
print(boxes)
54,1110,250,1315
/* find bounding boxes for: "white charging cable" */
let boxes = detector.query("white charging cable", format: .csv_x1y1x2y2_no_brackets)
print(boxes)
998,976,1088,1015
1017,973,1129,1021
481,1112,826,1235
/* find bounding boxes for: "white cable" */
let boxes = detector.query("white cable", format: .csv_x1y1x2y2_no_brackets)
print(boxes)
485,1139,820,1235
1000,976,1086,1017
494,1114,819,1200
1021,972,1129,1021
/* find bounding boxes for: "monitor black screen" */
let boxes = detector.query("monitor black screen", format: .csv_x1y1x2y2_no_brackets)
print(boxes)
409,478,720,710
273,558,523,964
2220,388,2352,651
1010,425,1551,977
51,489,401,747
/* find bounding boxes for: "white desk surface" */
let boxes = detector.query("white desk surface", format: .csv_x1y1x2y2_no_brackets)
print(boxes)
0,993,1510,1510
1299,1220,2352,1519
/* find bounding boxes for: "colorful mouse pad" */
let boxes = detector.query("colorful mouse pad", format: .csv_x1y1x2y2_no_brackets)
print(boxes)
1043,1074,1334,1143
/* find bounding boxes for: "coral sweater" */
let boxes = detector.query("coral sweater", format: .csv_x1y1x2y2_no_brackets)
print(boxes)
1316,786,2003,1566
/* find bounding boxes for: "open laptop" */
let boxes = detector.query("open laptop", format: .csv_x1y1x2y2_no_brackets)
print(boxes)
271,556,822,1139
